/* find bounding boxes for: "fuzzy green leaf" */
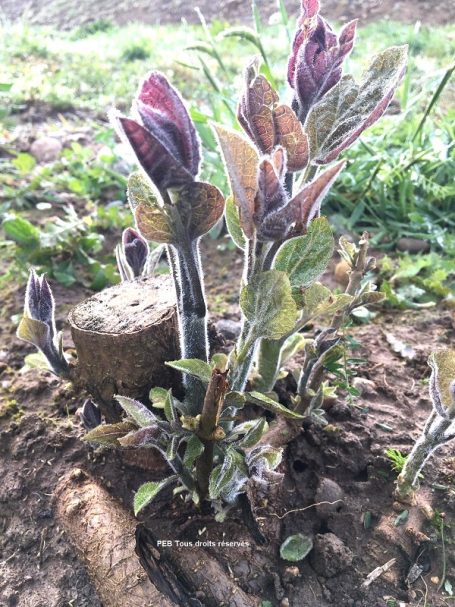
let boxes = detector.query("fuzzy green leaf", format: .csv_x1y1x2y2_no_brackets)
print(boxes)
166,435,179,461
247,445,283,471
149,387,169,409
183,434,205,468
307,46,408,164
274,218,334,300
246,391,304,419
224,391,246,409
225,195,246,250
236,417,268,448
134,477,176,516
280,534,313,562
209,450,236,500
163,390,177,423
303,283,353,317
115,395,157,427
165,359,212,384
83,421,136,446
240,270,297,340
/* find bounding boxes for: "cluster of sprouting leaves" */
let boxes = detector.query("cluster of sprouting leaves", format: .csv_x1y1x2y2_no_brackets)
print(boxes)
396,349,455,500
17,0,408,513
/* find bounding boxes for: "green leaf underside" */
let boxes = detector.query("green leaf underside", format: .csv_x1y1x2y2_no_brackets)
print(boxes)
225,195,246,250
128,172,175,243
303,283,353,317
240,270,297,340
307,46,408,164
275,218,334,300
280,534,314,561
166,359,213,384
115,395,157,427
246,392,304,419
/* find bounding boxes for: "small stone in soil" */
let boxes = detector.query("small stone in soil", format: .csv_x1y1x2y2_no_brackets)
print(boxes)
30,136,63,162
214,318,241,340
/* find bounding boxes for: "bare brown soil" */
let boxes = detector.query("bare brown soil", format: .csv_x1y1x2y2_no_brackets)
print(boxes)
1,238,455,606
0,0,453,28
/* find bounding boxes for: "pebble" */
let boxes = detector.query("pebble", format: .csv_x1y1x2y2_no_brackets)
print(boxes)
214,318,241,340
30,136,62,162
396,237,430,254
352,377,378,397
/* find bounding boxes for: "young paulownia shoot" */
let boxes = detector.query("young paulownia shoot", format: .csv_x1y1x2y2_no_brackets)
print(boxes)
396,349,455,501
17,0,408,516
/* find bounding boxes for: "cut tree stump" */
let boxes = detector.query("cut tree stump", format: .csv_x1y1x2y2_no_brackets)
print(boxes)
54,469,180,607
68,274,179,421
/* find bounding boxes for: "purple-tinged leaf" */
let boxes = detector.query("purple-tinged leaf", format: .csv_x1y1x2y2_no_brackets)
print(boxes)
80,400,102,430
115,394,159,427
287,160,346,227
110,112,193,190
175,181,225,239
121,227,149,278
258,160,345,241
137,71,201,176
272,104,309,171
254,157,288,229
238,64,308,172
306,46,408,164
118,425,162,448
83,421,137,447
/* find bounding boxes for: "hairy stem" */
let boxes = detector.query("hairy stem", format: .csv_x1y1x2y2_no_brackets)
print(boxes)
396,415,453,499
166,234,208,416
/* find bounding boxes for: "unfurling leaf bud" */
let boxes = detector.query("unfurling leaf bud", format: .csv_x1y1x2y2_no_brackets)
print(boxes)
288,0,357,123
25,269,56,339
238,60,309,172
17,270,68,376
110,71,201,191
116,227,149,281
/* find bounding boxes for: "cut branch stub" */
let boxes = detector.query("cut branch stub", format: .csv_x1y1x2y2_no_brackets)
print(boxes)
54,470,178,607
69,275,179,422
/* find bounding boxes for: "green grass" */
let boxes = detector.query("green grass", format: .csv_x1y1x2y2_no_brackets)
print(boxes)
1,18,454,113
0,14,454,289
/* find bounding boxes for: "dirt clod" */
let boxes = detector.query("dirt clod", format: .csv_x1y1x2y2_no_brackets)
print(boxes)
310,533,354,578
